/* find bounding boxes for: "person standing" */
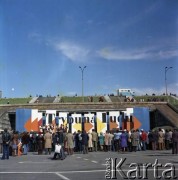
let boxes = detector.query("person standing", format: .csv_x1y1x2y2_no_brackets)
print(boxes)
120,130,128,152
136,129,141,151
169,129,173,149
12,131,19,156
114,130,121,152
44,130,52,155
81,130,89,154
108,131,114,151
98,132,104,151
140,129,147,151
127,131,132,152
158,128,164,150
131,130,139,152
104,131,109,152
91,129,98,152
88,132,93,152
66,131,74,155
37,133,44,155
0,132,3,154
172,128,178,154
75,131,79,152
21,132,30,155
1,128,11,160
78,130,83,153
148,130,157,150
165,129,172,150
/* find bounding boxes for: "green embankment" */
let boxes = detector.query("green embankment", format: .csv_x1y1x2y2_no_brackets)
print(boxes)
0,98,32,104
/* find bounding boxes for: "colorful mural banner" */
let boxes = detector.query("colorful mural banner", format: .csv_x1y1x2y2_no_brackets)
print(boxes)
16,107,150,133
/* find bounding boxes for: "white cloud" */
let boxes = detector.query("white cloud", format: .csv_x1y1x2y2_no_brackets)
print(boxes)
97,48,149,60
97,46,178,61
54,41,90,62
159,50,178,59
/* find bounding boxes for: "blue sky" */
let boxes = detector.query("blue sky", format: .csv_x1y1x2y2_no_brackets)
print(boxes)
0,0,178,98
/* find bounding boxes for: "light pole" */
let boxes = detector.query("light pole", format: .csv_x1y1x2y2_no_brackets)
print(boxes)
165,66,173,96
79,66,87,102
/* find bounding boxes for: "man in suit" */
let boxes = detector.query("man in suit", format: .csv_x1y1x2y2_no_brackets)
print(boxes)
172,128,178,154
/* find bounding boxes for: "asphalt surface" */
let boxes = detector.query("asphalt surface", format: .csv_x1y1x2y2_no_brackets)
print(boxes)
0,150,178,180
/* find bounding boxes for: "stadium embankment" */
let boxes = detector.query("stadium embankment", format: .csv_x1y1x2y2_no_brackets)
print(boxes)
0,102,177,130
154,104,178,127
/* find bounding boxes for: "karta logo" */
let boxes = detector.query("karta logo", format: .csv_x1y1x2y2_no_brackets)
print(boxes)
105,158,177,179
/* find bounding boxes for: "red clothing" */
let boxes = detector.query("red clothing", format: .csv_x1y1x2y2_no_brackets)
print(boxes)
141,132,147,141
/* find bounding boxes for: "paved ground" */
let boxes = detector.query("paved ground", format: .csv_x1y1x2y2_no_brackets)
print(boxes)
0,150,178,180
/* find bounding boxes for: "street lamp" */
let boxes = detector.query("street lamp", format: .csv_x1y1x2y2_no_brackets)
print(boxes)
165,66,173,96
79,66,87,102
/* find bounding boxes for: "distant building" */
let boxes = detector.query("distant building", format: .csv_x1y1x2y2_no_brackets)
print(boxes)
117,89,135,97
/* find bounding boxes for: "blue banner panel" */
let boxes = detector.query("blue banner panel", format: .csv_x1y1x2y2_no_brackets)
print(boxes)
16,109,31,132
133,107,150,132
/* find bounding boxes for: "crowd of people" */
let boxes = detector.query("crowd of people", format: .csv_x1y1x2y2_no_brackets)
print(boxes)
0,125,178,160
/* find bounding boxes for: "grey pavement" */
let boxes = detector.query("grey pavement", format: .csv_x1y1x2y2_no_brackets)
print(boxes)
0,150,178,180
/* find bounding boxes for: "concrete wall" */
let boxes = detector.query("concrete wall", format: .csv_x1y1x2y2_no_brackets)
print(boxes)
0,101,176,131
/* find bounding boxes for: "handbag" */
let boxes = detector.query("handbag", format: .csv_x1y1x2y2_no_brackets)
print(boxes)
55,144,61,153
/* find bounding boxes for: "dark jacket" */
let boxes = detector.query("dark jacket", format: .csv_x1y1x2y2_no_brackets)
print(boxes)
55,131,64,145
172,131,178,143
21,133,30,145
148,131,157,142
81,132,89,146
2,131,11,145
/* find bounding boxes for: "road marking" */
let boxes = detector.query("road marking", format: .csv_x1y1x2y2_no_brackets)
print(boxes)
18,161,55,164
91,161,98,163
0,170,106,174
102,164,107,166
0,169,178,174
84,158,89,161
76,157,81,159
55,173,70,180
